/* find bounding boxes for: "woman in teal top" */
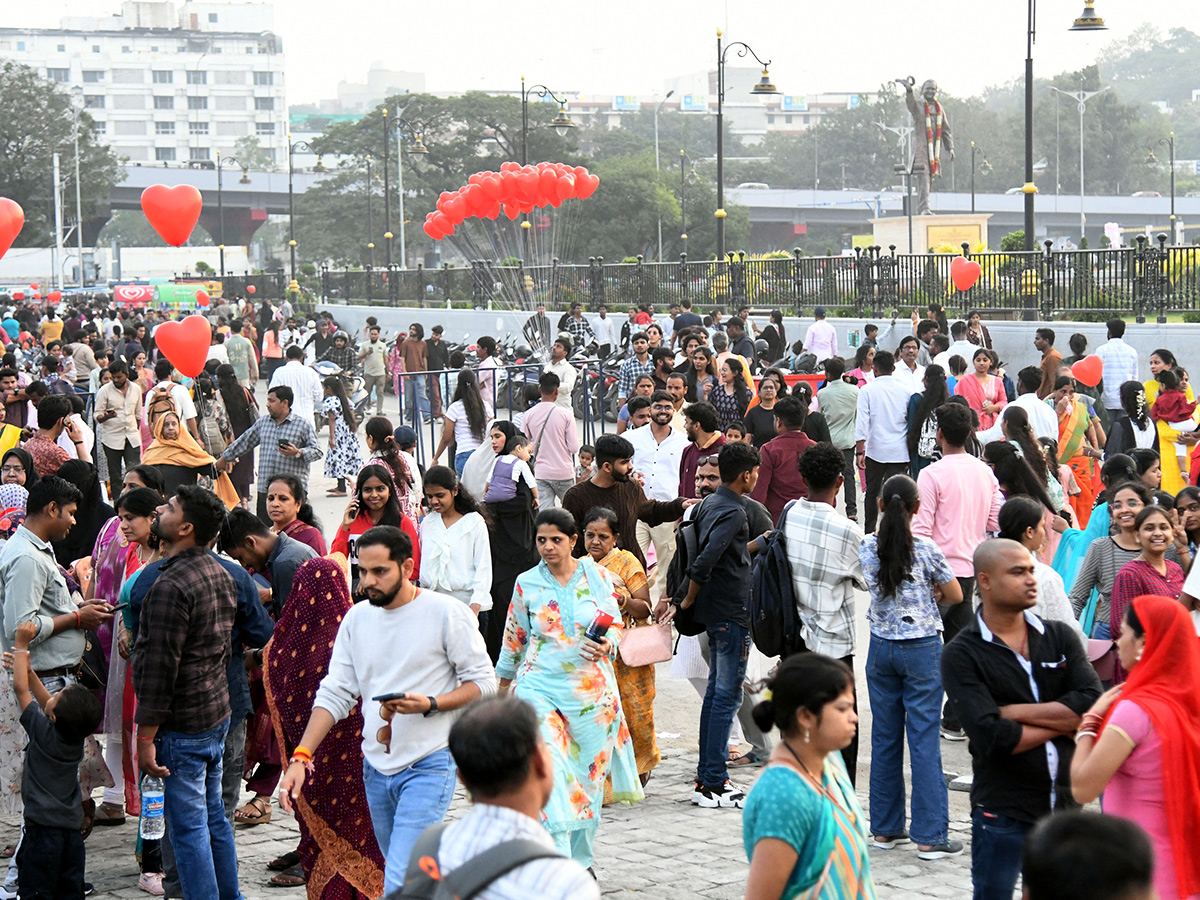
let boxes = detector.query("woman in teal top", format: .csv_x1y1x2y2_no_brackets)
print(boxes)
743,654,876,900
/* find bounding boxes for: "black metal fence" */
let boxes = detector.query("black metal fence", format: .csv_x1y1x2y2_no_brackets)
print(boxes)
318,235,1200,322
171,269,289,300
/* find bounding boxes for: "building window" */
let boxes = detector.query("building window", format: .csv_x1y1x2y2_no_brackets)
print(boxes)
155,121,175,135
153,96,174,110
16,42,25,52
187,96,208,110
191,147,211,161
253,71,274,86
246,46,254,54
255,122,276,136
83,95,104,109
92,45,100,54
785,115,793,125
189,121,209,136
152,70,173,84
155,147,176,161
92,121,106,135
208,12,218,22
254,97,274,111
57,44,65,52
47,68,69,83
82,70,104,83
122,46,131,54
151,46,158,52
767,114,775,124
187,70,207,85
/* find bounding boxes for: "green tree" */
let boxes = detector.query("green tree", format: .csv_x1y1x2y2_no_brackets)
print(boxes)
98,209,213,246
230,136,276,172
0,61,123,248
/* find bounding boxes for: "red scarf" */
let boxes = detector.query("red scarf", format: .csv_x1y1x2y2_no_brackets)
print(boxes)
1102,595,1200,896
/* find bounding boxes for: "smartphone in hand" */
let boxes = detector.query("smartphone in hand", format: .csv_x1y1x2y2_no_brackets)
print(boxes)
372,692,407,703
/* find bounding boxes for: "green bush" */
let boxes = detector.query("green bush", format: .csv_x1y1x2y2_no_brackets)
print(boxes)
1001,232,1025,252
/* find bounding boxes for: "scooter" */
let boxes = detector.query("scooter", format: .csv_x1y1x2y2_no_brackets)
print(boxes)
313,359,370,428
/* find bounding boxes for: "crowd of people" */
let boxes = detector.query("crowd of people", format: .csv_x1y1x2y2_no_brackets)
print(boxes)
0,293,1193,900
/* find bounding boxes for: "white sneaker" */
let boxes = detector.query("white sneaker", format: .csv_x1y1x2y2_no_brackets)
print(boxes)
696,781,746,809
138,873,165,896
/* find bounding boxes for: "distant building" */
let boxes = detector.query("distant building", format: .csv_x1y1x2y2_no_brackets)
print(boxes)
0,1,287,166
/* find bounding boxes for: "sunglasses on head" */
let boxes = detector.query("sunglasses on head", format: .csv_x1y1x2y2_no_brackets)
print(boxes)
697,455,721,467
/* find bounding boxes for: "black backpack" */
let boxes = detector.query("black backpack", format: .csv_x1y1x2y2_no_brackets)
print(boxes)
389,822,562,900
665,500,707,637
748,500,804,658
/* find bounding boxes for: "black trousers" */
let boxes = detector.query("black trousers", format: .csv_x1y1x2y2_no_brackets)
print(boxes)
863,458,909,533
18,820,85,900
840,447,858,518
485,574,518,663
103,440,142,492
256,491,270,526
939,576,977,731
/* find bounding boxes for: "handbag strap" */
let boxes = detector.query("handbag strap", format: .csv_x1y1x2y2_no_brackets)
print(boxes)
530,404,558,463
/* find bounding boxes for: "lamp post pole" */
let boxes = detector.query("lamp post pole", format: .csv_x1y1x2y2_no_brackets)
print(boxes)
518,77,575,262
366,155,374,267
70,94,84,288
716,30,780,261
382,109,393,268
391,109,428,270
286,136,316,285
654,90,674,262
1050,84,1109,244
1148,133,1178,243
215,152,248,280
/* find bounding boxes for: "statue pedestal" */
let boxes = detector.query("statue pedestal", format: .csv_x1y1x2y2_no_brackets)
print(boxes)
871,213,992,254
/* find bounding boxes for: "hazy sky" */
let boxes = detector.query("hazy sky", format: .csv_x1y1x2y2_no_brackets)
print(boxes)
21,1,1200,105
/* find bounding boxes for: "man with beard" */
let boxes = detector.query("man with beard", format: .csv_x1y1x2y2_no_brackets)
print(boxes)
218,508,316,618
277,526,495,895
131,486,241,900
562,433,692,571
628,392,690,601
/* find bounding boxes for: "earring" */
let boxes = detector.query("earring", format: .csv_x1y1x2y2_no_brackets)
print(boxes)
803,729,810,744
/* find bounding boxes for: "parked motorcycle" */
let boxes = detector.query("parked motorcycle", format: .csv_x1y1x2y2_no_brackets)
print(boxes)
314,359,370,428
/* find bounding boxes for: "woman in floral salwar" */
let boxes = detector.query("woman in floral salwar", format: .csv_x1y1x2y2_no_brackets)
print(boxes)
496,507,643,869
582,506,660,789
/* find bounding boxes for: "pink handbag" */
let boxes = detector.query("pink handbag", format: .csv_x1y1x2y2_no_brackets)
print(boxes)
618,622,674,667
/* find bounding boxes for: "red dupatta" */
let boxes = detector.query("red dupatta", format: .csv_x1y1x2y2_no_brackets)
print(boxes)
263,557,385,899
1102,594,1200,896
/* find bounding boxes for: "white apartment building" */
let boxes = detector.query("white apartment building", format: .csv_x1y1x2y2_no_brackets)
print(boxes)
0,1,287,166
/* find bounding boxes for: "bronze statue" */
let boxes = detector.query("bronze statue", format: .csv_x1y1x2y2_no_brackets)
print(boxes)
897,76,954,215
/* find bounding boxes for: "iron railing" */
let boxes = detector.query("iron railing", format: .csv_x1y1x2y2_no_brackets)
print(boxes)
317,235,1200,322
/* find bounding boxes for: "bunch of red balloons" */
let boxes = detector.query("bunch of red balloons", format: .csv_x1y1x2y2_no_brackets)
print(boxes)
423,161,599,241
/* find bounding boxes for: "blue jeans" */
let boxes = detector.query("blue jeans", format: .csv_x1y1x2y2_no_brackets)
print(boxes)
453,450,472,476
971,809,1032,900
402,374,429,422
1091,619,1111,640
362,748,457,894
156,719,242,900
697,621,750,789
866,634,948,845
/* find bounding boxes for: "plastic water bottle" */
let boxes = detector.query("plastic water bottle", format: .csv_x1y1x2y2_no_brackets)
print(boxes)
140,776,165,840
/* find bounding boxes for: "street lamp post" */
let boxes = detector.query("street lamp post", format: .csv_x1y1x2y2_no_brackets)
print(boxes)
382,109,393,267
391,109,429,270
716,29,779,260
969,141,992,214
286,134,318,285
654,91,675,262
1056,80,1108,243
70,88,85,288
679,150,698,254
215,151,250,280
365,155,374,267
518,76,575,261
1147,133,1176,242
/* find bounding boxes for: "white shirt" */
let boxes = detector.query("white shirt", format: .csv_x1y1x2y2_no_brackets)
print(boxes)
418,512,493,611
1095,338,1139,409
313,589,497,775
435,804,600,900
544,358,576,410
626,423,688,502
804,320,839,361
892,362,927,394
56,414,93,461
936,339,979,371
142,380,197,427
854,375,913,463
94,381,143,450
269,360,323,423
592,315,617,348
206,344,229,364
977,391,1060,443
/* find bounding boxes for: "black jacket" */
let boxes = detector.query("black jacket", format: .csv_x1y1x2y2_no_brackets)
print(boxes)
687,486,751,627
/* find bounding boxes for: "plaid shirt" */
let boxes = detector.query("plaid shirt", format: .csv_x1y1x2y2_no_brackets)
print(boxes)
131,547,236,734
220,411,323,492
783,498,868,658
319,343,358,374
618,354,654,400
563,315,595,349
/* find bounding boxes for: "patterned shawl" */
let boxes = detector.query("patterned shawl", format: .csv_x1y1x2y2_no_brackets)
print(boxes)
263,556,384,900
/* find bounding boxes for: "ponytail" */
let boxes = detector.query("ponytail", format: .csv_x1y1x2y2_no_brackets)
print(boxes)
875,474,919,599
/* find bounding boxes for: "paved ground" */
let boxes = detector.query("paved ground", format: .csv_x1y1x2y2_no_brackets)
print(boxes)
4,391,988,899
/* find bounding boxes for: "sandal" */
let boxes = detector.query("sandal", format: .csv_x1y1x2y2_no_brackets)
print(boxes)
267,852,301,872
728,751,766,768
1,845,14,859
94,801,127,826
268,864,306,888
80,798,95,839
234,796,271,827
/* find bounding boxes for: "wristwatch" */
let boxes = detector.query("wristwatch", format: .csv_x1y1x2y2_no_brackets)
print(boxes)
423,695,439,717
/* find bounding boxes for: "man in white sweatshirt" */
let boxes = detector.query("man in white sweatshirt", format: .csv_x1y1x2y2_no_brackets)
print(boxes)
277,525,497,894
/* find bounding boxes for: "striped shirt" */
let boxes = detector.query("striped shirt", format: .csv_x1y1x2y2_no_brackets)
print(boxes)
783,498,868,658
435,804,599,900
220,411,323,493
1095,338,1139,410
617,354,654,400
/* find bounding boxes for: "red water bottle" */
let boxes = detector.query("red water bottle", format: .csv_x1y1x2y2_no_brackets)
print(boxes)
584,611,614,643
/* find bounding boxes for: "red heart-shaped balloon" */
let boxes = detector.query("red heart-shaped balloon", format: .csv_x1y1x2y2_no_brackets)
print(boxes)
246,285,256,294
196,289,210,307
575,173,600,200
140,184,203,247
0,199,24,262
1071,355,1103,388
950,255,983,291
47,290,61,303
154,315,212,377
28,283,38,291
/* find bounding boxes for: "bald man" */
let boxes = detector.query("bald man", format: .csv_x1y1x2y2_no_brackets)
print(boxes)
941,539,1101,900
